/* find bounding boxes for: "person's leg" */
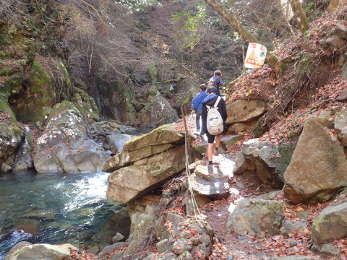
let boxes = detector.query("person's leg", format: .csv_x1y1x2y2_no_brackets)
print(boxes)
206,133,215,164
198,112,202,134
195,111,200,133
196,111,202,133
207,143,214,162
215,135,221,148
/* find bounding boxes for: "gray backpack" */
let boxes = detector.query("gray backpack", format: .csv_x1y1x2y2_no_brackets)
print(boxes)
206,96,223,135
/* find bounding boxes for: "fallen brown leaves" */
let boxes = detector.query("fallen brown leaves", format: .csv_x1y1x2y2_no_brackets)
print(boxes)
70,248,98,260
203,178,347,260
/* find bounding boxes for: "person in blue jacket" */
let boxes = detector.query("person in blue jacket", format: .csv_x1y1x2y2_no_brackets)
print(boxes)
192,84,207,134
208,70,224,96
201,87,227,165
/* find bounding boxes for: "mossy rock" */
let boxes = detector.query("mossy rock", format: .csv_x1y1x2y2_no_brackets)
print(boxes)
71,88,100,121
50,100,81,117
9,59,56,122
147,64,158,83
113,81,137,123
2,74,23,97
147,86,158,97
0,66,17,77
0,96,16,120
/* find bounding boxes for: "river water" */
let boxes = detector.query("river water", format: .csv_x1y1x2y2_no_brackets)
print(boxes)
0,171,120,259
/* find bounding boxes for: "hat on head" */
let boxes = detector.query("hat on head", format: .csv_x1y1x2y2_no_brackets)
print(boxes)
207,87,218,94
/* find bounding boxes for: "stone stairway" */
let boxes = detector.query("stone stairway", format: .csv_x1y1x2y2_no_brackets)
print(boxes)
189,154,236,197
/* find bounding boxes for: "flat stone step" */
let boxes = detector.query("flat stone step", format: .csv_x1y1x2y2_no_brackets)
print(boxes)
195,164,229,181
189,174,229,197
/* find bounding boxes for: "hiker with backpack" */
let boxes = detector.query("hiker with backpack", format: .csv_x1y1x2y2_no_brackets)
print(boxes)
208,70,224,96
201,87,227,165
191,84,208,135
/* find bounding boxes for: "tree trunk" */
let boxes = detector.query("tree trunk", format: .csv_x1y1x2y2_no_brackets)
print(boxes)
205,0,278,67
288,0,309,33
205,0,258,43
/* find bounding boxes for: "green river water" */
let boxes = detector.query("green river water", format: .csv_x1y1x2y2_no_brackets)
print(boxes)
0,171,120,259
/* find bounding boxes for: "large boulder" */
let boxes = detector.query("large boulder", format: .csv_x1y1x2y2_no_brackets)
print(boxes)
0,119,23,173
103,124,184,173
334,107,347,147
106,145,186,203
103,143,173,172
241,139,295,188
226,99,266,124
227,199,284,238
87,120,137,146
284,118,347,204
92,207,131,247
33,101,108,174
7,58,57,123
123,124,183,151
13,127,33,172
136,94,179,129
311,200,347,244
123,196,160,257
5,243,76,260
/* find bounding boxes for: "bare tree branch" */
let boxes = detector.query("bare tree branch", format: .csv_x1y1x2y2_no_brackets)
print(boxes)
205,0,259,43
288,0,309,33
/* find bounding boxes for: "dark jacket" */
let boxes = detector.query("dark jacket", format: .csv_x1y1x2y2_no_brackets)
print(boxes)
201,94,227,135
192,90,208,112
209,76,224,96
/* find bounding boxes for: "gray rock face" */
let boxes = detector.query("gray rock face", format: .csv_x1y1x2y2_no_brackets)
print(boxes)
13,127,33,172
242,139,280,168
227,199,284,238
106,124,189,204
284,118,347,204
137,94,179,129
312,243,341,257
334,107,347,146
280,219,307,235
124,199,159,256
107,145,186,203
93,207,130,246
106,133,132,154
241,139,295,188
33,102,109,174
337,89,347,100
5,243,77,260
0,120,23,173
98,242,128,260
312,201,347,244
112,232,125,243
226,100,266,124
